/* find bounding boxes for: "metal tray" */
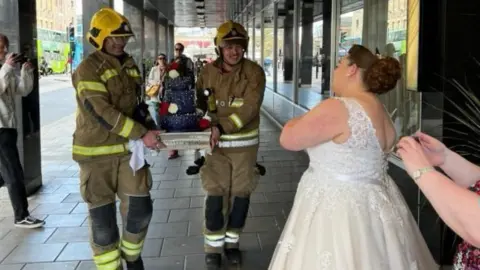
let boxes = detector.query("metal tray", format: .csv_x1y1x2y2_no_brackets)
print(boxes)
157,131,212,150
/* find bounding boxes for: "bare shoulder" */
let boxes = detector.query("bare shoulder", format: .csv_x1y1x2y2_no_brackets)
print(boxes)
306,97,349,124
313,97,348,114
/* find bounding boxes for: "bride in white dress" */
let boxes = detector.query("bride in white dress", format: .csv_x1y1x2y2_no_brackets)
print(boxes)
268,45,437,270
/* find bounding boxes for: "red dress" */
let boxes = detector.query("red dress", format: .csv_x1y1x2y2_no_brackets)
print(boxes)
453,180,480,270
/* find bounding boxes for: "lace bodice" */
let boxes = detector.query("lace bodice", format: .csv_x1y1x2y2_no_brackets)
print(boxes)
306,97,388,183
269,98,438,270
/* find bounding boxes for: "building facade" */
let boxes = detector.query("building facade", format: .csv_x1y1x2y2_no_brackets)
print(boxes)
36,0,76,31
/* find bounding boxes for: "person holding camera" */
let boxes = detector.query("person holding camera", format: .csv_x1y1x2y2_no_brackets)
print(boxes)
0,34,45,228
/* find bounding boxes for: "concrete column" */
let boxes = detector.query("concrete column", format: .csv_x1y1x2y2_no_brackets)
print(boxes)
157,18,168,55
154,17,159,58
300,0,314,86
260,0,265,67
144,10,157,76
0,0,42,195
167,24,175,61
283,11,294,82
292,0,299,103
123,0,144,73
362,0,388,53
273,1,278,92
321,0,332,93
252,0,256,63
82,0,112,58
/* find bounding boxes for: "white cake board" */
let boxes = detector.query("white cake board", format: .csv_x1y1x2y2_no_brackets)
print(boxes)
157,131,212,152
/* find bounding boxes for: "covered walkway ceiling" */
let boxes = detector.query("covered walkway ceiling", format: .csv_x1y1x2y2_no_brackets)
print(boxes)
146,0,230,28
145,0,363,28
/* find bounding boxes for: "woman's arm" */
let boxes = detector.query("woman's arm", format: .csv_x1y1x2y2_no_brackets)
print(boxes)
417,170,480,247
440,148,480,188
279,98,347,151
147,67,156,85
16,66,34,96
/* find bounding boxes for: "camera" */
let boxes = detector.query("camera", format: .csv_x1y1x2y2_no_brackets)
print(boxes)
11,53,28,65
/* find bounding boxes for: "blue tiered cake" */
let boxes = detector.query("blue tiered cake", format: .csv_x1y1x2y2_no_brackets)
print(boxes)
161,75,201,132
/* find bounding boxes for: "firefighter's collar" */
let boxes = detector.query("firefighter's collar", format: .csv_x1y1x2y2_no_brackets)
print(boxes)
97,50,135,69
214,58,244,74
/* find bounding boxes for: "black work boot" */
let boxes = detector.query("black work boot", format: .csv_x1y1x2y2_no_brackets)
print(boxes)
205,253,222,270
126,256,144,270
224,248,242,266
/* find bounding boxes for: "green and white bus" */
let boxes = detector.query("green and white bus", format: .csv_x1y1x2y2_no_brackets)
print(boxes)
36,28,71,74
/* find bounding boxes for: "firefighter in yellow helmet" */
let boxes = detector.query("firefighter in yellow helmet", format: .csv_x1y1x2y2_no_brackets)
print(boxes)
72,7,164,270
196,20,266,269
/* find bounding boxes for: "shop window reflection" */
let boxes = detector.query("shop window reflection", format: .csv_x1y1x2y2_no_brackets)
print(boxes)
276,16,293,101
313,20,323,88
248,21,254,59
254,23,261,64
337,10,364,62
380,0,420,139
263,7,275,91
336,0,420,139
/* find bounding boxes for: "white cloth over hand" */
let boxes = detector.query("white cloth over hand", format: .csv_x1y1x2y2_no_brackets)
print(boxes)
129,139,146,175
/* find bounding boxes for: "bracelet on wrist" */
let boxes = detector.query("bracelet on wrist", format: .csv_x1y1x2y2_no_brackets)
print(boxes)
412,167,435,182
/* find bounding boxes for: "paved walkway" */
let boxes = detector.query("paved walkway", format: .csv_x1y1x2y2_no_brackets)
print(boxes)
0,113,308,270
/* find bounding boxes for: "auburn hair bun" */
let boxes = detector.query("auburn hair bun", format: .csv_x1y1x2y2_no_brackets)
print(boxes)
364,57,402,95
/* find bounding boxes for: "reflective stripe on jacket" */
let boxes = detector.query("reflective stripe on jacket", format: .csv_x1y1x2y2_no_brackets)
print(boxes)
72,51,147,161
196,58,266,149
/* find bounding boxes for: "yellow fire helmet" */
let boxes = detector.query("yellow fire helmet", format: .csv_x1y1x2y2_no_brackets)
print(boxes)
214,20,249,53
86,7,134,50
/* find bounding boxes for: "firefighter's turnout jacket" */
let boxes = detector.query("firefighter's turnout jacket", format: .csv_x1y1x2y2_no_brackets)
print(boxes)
196,58,266,149
72,51,148,161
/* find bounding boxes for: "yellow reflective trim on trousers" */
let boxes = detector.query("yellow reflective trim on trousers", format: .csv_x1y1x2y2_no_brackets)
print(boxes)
118,118,134,138
226,231,239,238
93,249,121,266
228,113,244,129
225,231,239,243
76,81,107,95
96,260,121,270
100,69,119,82
220,128,258,141
120,239,144,256
121,239,144,250
204,235,225,247
126,68,140,78
205,234,225,241
72,143,128,156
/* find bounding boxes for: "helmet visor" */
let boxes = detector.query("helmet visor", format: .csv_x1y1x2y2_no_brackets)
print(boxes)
110,36,135,46
219,38,247,50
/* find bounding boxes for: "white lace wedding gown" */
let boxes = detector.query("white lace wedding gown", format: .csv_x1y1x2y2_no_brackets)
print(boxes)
268,98,437,270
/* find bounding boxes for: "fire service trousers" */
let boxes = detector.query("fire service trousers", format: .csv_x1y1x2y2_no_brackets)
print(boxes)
78,155,153,270
200,146,259,253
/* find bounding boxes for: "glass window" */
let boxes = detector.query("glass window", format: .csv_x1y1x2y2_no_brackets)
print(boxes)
248,20,254,60
263,4,275,90
254,20,261,64
382,0,420,138
276,11,293,101
336,0,420,139
337,9,364,63
298,15,325,109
